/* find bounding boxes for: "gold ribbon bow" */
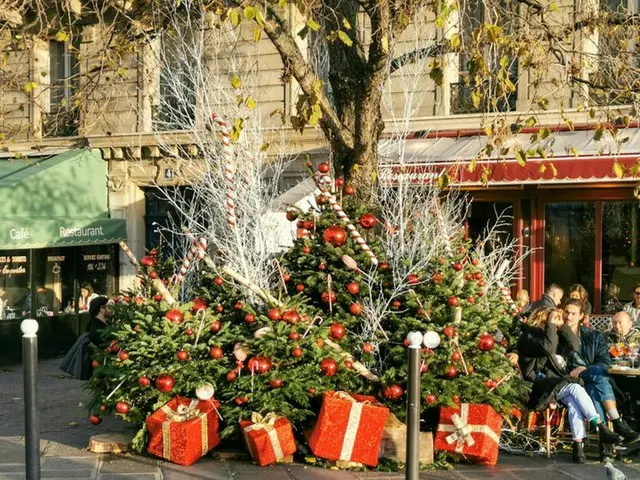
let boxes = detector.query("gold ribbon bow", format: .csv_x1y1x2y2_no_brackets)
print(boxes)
162,403,201,422
244,412,284,461
438,403,500,454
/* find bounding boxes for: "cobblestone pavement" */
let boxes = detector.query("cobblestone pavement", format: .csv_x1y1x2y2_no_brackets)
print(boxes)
2,358,640,479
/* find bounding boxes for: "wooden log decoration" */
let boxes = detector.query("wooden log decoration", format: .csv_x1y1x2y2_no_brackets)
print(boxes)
118,241,175,305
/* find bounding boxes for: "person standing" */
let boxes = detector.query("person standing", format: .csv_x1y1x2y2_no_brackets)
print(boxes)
526,284,564,315
568,283,592,315
623,283,640,325
563,299,640,444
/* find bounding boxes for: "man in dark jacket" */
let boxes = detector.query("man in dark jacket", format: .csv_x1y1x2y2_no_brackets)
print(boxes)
526,284,564,316
563,298,640,443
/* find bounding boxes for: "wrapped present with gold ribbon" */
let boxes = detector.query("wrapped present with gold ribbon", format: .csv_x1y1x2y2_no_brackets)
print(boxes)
239,412,296,467
308,391,389,467
146,395,221,466
434,403,502,466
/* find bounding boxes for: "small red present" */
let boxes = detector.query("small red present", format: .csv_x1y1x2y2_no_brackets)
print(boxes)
239,413,297,466
309,391,389,467
434,403,502,465
146,395,221,466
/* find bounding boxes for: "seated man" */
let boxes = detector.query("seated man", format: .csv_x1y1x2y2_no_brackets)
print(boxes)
563,298,640,443
610,311,640,347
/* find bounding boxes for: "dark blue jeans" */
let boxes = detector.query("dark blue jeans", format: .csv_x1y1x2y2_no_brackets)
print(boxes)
581,371,615,420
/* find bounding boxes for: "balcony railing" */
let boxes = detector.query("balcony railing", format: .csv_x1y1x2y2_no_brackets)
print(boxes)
450,81,517,114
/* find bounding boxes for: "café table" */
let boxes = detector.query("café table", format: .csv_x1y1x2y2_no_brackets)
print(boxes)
608,366,640,430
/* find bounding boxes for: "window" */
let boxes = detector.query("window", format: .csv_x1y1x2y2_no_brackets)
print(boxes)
44,40,79,137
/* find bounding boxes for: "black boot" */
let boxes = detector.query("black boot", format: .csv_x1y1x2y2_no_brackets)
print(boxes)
572,441,586,464
599,422,623,445
612,418,640,444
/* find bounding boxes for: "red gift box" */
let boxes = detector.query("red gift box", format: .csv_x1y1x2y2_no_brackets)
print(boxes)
240,413,297,466
308,391,389,467
146,395,221,466
434,403,502,465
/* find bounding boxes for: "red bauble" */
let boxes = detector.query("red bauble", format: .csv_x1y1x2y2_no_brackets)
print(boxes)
318,162,331,174
426,394,437,405
318,263,327,271
99,405,106,411
141,256,156,267
432,272,445,284
138,376,150,388
452,394,461,403
165,309,184,324
185,327,194,336
210,320,222,332
465,273,473,281
289,332,301,341
216,304,224,313
323,226,348,247
478,333,496,351
445,365,458,378
301,246,311,254
235,396,248,406
407,274,420,285
384,385,404,401
248,355,272,374
286,210,299,221
344,185,355,196
303,220,314,230
316,195,329,206
118,351,129,361
115,401,130,414
473,272,483,280
267,308,282,321
421,363,429,373
282,309,301,323
149,270,158,279
320,358,338,376
443,326,456,338
329,323,346,340
89,415,102,425
270,378,283,389
291,347,303,358
321,291,338,304
349,303,362,316
451,351,462,362
452,262,463,271
296,283,305,292
244,313,255,324
226,371,237,382
363,342,374,353
467,296,476,304
234,302,244,310
91,360,100,369
359,212,378,229
344,360,354,369
153,294,163,302
484,379,497,389
309,388,316,395
334,177,344,188
447,296,459,307
176,350,189,361
209,346,223,359
391,300,401,309
108,340,120,353
379,262,390,270
346,282,360,295
471,258,479,266
214,276,224,286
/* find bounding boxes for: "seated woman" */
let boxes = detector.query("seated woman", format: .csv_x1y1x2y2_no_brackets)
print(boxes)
517,307,621,463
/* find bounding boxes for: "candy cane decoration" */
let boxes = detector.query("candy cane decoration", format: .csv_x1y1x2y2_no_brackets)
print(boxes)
176,236,207,283
210,113,236,229
312,173,378,265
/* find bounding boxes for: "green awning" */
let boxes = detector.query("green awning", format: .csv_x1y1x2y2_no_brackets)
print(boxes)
0,149,127,249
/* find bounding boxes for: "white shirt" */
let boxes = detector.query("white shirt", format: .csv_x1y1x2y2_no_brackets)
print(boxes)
623,302,640,325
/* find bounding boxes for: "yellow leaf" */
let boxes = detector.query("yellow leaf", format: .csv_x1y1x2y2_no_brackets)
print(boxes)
471,90,482,108
306,18,321,31
613,161,626,178
117,66,128,78
515,149,527,166
538,163,547,173
245,96,256,109
229,9,240,27
337,30,353,47
260,143,270,152
244,6,256,20
23,81,38,93
312,80,323,93
253,27,262,43
540,127,550,139
437,173,450,190
55,31,70,43
449,33,461,48
381,35,388,53
549,162,558,177
309,104,323,126
342,18,352,30
255,10,265,27
230,74,242,89
435,16,445,28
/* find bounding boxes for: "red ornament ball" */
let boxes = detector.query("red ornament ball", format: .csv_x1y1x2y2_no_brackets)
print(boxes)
289,332,300,341
282,309,301,323
153,294,163,302
363,342,374,353
149,270,158,279
301,246,311,254
478,333,496,351
443,326,456,338
432,272,445,284
214,276,224,286
346,282,360,295
484,379,497,389
165,309,184,324
451,351,462,362
235,396,248,406
467,296,476,304
118,351,129,361
345,360,354,369
138,376,150,388
407,274,420,285
269,378,283,389
140,256,156,267
91,360,100,369
226,371,237,382
286,210,299,221
384,385,404,401
296,283,305,292
344,185,356,196
318,162,330,174
89,415,102,425
448,296,459,307
156,374,175,393
244,313,255,324
210,320,222,333
474,271,483,280
176,350,189,361
209,346,223,359
321,291,337,304
320,358,338,376
323,226,348,247
267,308,282,321
115,401,130,415
452,262,463,271
349,303,362,316
359,212,378,229
426,394,437,405
185,327,193,336
329,323,346,340
291,347,303,358
445,365,458,378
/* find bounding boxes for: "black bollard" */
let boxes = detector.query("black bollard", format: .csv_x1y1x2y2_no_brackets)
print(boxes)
405,331,422,480
21,318,40,480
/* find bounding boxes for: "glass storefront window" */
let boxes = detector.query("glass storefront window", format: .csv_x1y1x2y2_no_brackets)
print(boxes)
602,202,640,311
544,202,596,301
0,250,30,319
77,245,117,306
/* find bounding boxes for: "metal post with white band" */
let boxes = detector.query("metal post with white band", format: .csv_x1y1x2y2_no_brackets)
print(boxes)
406,331,423,480
21,318,40,480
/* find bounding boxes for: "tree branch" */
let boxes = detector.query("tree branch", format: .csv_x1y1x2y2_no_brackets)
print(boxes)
390,43,446,73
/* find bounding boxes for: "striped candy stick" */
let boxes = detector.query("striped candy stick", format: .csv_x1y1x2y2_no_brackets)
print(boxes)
210,113,236,229
176,236,208,282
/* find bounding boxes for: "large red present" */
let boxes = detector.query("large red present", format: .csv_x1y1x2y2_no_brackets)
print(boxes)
308,391,389,467
240,413,297,466
146,395,221,466
434,403,502,465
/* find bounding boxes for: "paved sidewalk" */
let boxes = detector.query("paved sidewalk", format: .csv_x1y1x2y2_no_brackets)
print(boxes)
2,358,640,479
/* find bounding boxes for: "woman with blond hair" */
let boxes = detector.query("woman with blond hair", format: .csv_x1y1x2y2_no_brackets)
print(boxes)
517,307,620,463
